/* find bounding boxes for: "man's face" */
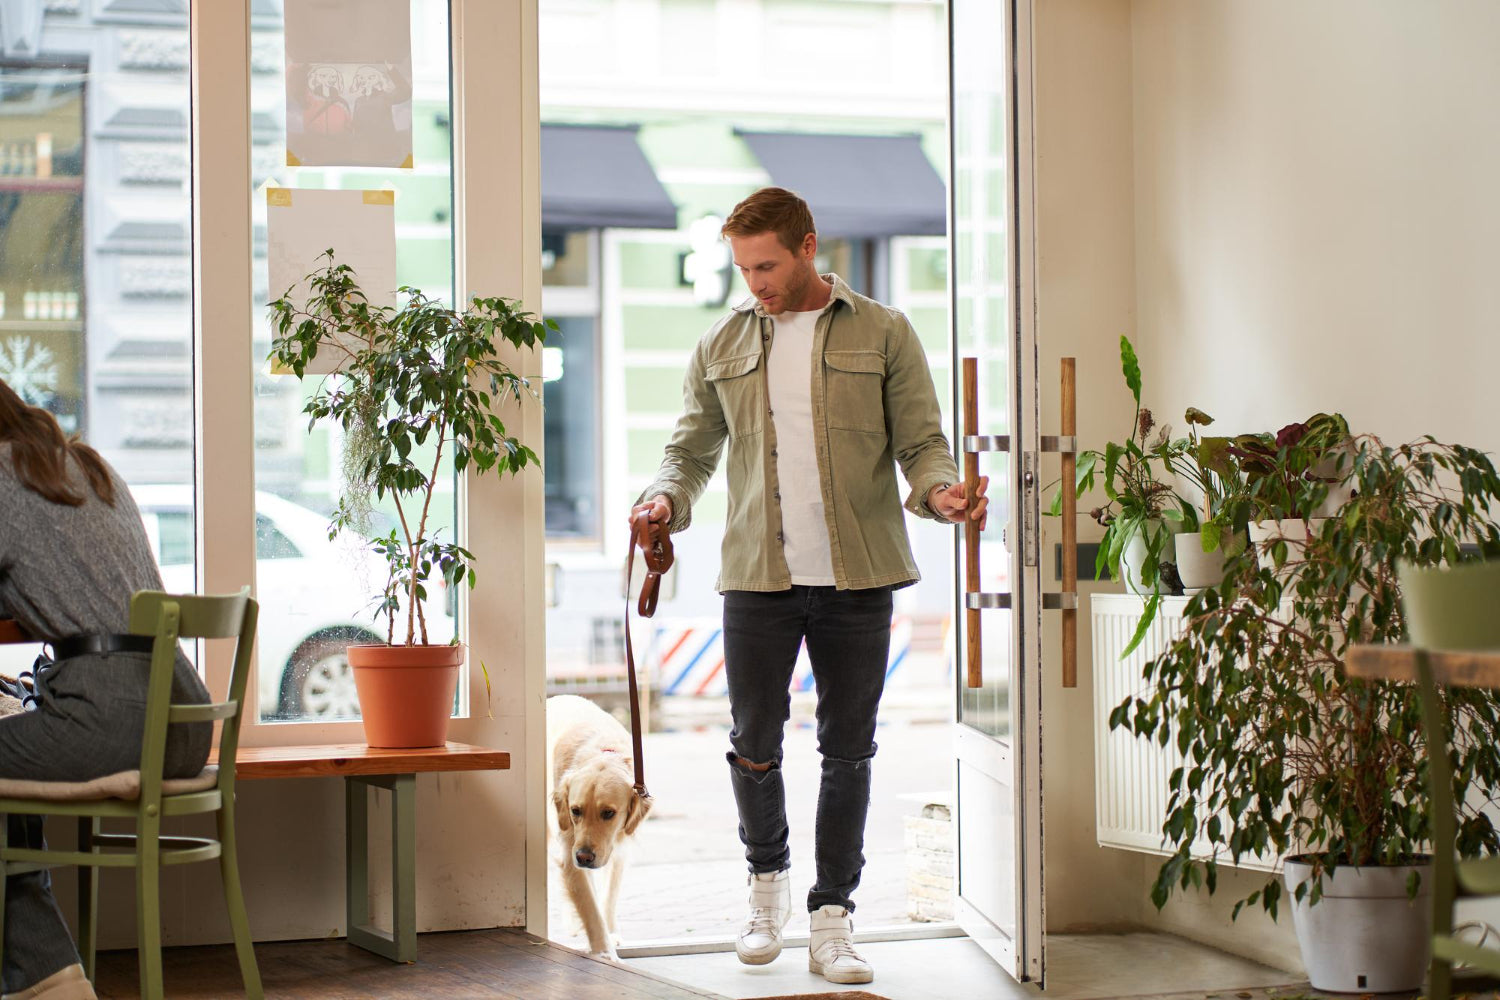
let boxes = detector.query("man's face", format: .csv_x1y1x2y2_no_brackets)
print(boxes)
728,230,817,315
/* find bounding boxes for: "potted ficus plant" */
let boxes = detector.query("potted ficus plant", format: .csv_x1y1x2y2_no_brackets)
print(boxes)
1114,433,1500,992
1052,335,1195,655
268,251,551,747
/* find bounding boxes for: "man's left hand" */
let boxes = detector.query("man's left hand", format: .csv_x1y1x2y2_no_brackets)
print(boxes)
930,478,988,530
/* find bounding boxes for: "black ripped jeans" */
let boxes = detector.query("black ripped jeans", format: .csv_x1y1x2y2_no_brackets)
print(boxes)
722,584,892,913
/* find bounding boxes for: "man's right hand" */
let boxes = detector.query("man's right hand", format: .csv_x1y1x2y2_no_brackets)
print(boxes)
630,494,673,530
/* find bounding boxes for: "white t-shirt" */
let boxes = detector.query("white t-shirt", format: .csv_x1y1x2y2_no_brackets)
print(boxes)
767,306,836,585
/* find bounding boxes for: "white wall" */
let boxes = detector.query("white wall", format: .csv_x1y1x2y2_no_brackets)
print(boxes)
1130,0,1500,453
1123,0,1500,967
1030,0,1500,971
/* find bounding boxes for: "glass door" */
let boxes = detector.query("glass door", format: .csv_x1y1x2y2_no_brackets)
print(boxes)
949,0,1044,984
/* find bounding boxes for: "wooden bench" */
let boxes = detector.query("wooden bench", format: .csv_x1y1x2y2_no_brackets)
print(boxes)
210,741,510,962
1346,644,1500,687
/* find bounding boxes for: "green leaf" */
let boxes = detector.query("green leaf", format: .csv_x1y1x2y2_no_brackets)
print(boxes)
1120,591,1160,658
1119,335,1142,406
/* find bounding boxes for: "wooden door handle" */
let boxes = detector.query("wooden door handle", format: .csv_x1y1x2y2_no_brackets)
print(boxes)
963,358,982,689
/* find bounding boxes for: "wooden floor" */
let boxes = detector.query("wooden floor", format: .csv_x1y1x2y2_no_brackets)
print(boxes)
94,929,727,1000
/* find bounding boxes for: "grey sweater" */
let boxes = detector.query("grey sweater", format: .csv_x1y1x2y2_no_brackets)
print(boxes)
0,443,209,705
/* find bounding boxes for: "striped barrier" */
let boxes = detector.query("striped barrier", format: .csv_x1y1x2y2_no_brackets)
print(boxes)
654,616,916,696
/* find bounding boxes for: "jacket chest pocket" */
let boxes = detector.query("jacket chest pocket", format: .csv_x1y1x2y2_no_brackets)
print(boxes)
823,350,886,434
706,353,764,437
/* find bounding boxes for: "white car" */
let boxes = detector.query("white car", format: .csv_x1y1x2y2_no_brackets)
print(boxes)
0,486,454,721
130,486,456,721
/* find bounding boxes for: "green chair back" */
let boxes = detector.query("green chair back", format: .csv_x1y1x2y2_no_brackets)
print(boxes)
0,589,263,1000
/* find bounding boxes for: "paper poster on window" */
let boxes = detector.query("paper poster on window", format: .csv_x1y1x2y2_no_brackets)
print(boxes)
284,0,414,169
266,187,397,376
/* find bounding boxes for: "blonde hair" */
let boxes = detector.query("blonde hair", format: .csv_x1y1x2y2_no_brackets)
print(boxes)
721,187,816,252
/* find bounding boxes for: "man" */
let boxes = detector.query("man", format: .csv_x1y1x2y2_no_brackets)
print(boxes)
632,187,987,986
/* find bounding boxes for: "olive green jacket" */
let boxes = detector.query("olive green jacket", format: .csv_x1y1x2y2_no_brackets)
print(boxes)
640,274,959,592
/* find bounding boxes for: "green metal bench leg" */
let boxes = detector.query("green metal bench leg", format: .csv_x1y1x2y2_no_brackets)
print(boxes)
346,773,417,962
77,816,99,982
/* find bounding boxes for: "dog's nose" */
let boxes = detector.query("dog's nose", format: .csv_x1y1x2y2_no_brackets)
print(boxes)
575,849,596,868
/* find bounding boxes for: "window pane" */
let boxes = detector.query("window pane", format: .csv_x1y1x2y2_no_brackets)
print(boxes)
255,514,301,559
0,12,196,683
543,316,600,539
251,0,457,723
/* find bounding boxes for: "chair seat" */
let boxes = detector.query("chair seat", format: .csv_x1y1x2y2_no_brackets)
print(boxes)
0,766,218,802
1458,856,1500,896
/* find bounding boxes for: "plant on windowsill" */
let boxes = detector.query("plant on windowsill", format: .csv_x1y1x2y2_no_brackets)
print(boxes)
1113,433,1500,992
268,250,551,747
1049,335,1195,656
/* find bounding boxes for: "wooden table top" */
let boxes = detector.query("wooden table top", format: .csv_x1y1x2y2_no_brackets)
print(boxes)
1346,644,1500,688
211,742,510,780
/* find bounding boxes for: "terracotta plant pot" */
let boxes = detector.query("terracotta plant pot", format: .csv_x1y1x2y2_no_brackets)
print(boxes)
1398,560,1500,652
347,643,464,748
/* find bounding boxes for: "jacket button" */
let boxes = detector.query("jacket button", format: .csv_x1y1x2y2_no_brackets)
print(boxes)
774,491,781,501
776,532,784,542
771,448,777,457
762,334,770,342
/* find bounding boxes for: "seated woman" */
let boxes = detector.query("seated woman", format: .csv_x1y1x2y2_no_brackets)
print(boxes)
0,379,211,1000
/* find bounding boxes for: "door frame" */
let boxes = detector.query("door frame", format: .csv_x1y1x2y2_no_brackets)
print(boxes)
949,0,1044,984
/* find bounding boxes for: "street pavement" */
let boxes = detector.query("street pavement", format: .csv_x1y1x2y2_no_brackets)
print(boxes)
548,687,954,948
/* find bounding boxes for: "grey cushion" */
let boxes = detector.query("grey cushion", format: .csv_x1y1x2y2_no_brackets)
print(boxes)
0,766,219,802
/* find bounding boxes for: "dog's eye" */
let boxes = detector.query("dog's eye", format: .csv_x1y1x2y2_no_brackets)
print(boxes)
600,809,616,821
571,806,582,817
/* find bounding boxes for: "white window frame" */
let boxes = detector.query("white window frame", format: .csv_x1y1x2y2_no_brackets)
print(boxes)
190,0,545,785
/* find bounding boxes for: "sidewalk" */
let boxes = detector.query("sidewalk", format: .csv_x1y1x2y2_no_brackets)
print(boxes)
549,689,954,948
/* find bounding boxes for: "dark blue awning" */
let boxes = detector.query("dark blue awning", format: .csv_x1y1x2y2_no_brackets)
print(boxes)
542,124,678,231
735,130,946,239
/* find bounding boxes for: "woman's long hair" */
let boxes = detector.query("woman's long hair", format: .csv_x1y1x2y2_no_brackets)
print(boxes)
0,379,115,507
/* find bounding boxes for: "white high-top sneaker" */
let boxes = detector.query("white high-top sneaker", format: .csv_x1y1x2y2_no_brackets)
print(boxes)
808,903,874,984
735,869,791,965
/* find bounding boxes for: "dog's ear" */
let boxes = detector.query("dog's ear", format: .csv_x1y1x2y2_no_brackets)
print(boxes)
623,790,652,836
553,778,573,831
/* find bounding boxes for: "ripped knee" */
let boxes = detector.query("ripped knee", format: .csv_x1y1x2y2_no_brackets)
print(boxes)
726,751,779,773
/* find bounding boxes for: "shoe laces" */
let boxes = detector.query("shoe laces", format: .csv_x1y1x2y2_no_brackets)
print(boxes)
744,905,782,938
818,934,864,965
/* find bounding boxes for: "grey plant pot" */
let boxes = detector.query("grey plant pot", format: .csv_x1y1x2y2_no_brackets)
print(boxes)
1397,560,1500,651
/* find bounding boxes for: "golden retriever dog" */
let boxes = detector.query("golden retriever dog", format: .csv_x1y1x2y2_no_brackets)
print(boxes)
547,694,653,960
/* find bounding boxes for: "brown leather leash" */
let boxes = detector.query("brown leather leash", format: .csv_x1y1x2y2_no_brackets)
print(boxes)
624,510,673,802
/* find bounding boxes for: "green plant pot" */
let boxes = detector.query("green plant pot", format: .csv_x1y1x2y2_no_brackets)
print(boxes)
1397,560,1500,651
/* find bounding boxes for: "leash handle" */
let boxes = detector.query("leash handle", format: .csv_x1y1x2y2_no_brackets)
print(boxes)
624,509,673,800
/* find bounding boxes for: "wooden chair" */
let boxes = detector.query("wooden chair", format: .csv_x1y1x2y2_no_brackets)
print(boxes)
0,590,263,1000
1415,648,1500,1000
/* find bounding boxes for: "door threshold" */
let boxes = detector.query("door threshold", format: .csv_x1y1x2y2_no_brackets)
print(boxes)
617,920,966,958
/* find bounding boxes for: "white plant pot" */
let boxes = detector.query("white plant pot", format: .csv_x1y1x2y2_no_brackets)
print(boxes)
1248,518,1331,572
1173,530,1245,592
1310,445,1358,518
1119,521,1172,596
1284,858,1432,993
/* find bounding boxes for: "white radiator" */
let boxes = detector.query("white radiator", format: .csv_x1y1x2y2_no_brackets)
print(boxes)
1091,593,1276,871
